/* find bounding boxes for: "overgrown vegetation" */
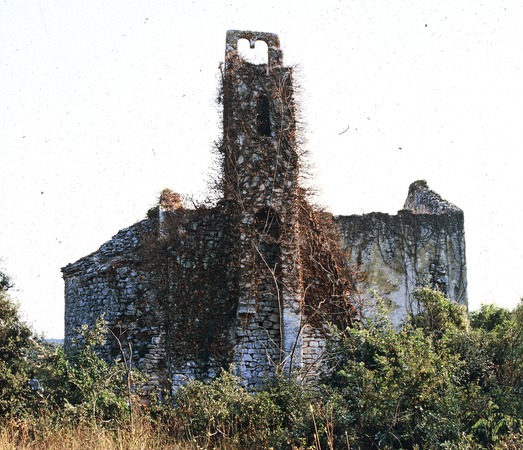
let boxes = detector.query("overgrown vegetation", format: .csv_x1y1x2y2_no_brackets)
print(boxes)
298,194,361,331
0,272,34,418
2,265,523,448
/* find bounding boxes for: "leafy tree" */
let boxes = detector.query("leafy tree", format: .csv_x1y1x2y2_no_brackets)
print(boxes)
470,303,511,332
418,297,523,447
409,286,468,338
0,271,35,417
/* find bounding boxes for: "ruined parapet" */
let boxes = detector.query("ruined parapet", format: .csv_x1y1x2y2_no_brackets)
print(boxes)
403,180,461,214
337,181,467,326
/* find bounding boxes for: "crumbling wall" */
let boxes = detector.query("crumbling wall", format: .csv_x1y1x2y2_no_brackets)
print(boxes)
336,180,467,326
62,218,168,391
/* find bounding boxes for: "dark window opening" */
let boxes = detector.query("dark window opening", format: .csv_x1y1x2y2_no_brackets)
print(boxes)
257,95,271,137
255,207,280,238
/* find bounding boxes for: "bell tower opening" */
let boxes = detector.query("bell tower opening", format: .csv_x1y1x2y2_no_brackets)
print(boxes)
237,38,269,65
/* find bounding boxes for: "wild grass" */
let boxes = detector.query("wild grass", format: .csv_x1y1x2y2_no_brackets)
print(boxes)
0,417,192,450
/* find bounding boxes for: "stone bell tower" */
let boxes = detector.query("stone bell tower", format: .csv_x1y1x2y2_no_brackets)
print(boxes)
221,30,303,384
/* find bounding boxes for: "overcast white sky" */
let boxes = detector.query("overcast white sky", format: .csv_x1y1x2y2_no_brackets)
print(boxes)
1,1,522,338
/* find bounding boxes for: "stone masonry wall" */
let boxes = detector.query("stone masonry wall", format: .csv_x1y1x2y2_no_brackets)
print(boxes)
336,180,467,326
62,218,168,392
63,205,239,392
63,179,466,391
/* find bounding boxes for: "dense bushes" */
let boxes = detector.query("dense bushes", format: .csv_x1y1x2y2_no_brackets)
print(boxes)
321,288,523,448
171,371,314,449
34,318,135,427
326,311,464,446
2,270,523,448
165,292,523,448
0,273,35,418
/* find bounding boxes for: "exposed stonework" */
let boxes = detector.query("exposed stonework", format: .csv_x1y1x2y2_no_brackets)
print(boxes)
403,180,461,215
63,219,169,390
62,31,467,392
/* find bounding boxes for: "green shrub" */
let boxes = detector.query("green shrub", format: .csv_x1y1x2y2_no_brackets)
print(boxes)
0,275,35,418
325,295,467,448
410,287,468,338
470,304,511,333
35,318,139,428
172,370,315,449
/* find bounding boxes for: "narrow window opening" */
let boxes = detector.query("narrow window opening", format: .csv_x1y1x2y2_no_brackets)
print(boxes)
257,95,271,137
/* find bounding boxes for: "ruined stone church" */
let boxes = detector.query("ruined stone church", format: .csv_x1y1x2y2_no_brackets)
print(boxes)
62,30,467,392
